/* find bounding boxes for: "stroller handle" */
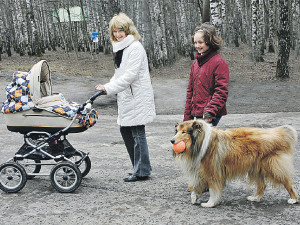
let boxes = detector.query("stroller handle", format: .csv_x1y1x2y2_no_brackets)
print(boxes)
89,90,105,103
77,90,105,114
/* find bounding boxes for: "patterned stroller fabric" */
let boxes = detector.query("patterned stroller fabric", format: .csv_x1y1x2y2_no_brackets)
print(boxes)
1,71,98,128
49,101,98,128
2,71,33,114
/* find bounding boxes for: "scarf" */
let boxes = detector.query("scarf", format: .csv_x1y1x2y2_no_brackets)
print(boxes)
196,50,218,67
113,35,135,69
114,50,123,69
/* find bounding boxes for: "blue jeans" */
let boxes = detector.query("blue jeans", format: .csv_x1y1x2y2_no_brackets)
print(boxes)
120,125,151,177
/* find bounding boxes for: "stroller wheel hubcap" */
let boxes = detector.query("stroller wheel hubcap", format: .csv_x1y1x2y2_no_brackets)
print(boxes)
7,175,13,180
63,176,68,181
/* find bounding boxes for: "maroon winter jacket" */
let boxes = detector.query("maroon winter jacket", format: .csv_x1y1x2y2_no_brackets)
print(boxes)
184,50,229,121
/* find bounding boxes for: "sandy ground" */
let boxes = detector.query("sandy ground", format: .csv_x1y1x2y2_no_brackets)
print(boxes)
0,48,300,224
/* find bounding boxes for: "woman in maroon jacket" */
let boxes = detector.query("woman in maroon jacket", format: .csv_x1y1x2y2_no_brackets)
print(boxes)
184,23,229,126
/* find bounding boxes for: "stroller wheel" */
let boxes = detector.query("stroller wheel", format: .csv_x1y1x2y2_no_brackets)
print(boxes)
68,151,91,177
0,162,27,193
50,162,82,193
17,159,41,179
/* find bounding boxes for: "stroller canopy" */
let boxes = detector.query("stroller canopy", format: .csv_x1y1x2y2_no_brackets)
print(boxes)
29,60,52,104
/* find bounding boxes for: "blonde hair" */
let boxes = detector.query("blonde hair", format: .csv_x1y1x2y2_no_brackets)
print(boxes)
109,13,141,43
192,22,222,51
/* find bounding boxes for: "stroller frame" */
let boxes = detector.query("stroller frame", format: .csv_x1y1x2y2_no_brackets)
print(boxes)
0,91,103,193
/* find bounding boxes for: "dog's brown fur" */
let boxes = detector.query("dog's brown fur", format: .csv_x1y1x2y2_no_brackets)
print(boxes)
171,120,299,207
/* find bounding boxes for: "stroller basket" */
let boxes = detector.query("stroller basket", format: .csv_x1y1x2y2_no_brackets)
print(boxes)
17,136,76,160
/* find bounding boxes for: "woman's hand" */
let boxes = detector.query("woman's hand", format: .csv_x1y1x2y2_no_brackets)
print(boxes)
95,84,106,92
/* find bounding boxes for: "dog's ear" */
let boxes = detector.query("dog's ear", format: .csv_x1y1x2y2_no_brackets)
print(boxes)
175,121,180,134
189,120,203,146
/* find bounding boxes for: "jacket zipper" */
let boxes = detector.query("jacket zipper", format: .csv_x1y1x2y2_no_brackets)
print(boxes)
193,68,200,118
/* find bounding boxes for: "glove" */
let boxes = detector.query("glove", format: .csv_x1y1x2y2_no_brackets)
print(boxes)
203,112,216,120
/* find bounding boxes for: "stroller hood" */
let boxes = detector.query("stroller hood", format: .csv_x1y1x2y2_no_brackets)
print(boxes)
29,60,52,104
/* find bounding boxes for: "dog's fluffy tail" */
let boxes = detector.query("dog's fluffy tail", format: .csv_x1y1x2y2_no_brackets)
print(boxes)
281,125,298,151
262,125,297,190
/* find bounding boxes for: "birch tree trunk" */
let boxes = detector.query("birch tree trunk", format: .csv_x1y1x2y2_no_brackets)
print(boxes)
268,0,276,52
3,0,13,57
0,12,3,60
225,0,239,47
202,0,210,23
79,0,93,57
66,1,78,59
148,0,168,67
295,1,300,58
251,0,264,62
14,0,26,56
52,2,68,55
258,0,265,56
276,0,291,79
211,0,223,36
29,0,43,57
236,0,247,44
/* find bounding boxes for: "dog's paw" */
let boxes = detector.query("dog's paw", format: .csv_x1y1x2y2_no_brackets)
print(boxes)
191,192,200,205
247,195,261,202
288,198,298,204
201,201,216,208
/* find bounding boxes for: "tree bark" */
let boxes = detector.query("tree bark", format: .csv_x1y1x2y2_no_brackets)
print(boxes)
202,0,210,23
66,1,78,59
79,0,93,58
276,0,291,79
251,0,264,62
52,1,68,55
268,0,275,52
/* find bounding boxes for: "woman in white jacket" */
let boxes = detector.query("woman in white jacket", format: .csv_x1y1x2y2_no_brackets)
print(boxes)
95,13,156,182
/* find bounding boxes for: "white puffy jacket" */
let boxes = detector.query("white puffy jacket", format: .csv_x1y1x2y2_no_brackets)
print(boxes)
104,35,156,126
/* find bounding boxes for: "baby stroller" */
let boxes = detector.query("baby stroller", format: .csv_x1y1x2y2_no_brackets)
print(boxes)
0,60,103,193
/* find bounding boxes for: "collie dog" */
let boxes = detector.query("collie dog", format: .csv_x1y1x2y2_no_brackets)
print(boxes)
171,120,299,208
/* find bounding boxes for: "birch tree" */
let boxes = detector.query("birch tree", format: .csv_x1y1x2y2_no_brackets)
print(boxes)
268,0,276,52
52,1,68,54
148,0,168,67
211,0,224,37
236,0,247,44
294,0,300,58
276,0,291,79
202,0,210,23
251,0,264,62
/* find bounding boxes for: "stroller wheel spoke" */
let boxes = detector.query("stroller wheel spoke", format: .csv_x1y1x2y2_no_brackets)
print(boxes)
0,162,27,193
67,152,91,177
50,162,82,193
